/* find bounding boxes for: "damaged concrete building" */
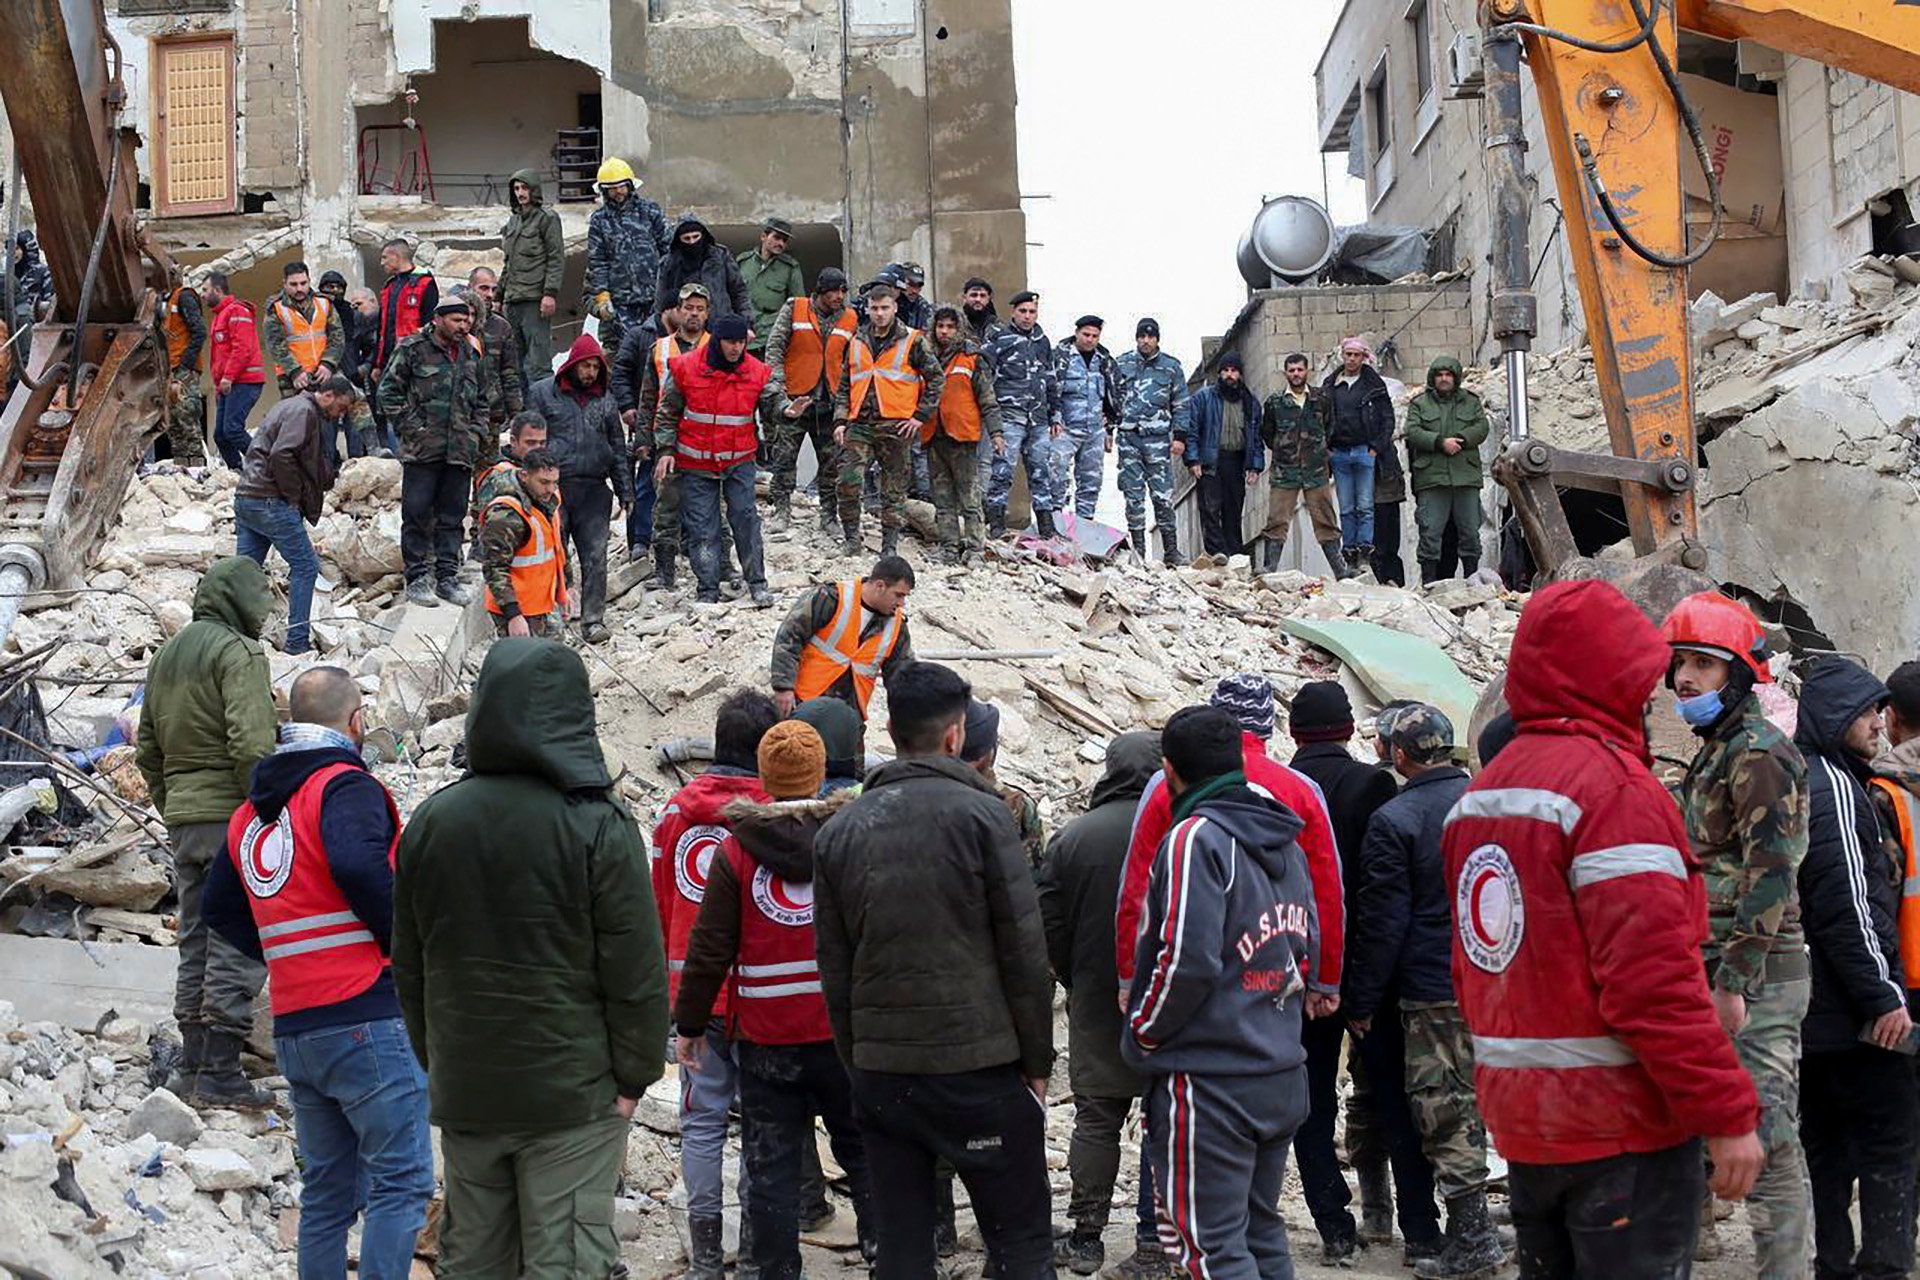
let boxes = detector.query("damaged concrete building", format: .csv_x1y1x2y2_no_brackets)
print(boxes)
4,0,1026,347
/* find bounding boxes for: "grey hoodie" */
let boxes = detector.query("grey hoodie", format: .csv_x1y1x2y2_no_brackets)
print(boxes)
1123,778,1317,1079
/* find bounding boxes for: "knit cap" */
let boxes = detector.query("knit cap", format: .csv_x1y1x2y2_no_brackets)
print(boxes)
758,721,826,800
1288,680,1355,743
1209,673,1275,741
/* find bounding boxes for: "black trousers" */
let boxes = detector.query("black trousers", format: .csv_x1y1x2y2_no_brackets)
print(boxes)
1345,1000,1442,1247
1197,447,1250,557
850,1064,1053,1280
1371,499,1406,585
401,460,471,586
1509,1139,1702,1279
1802,1046,1919,1280
558,477,613,626
738,1041,874,1280
1068,1093,1153,1241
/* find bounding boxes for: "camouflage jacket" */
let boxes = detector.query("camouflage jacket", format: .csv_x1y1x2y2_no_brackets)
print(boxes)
982,322,1062,424
477,479,562,618
1114,348,1192,433
474,309,525,427
376,330,488,468
1871,735,1920,869
994,774,1045,868
262,291,345,392
833,322,946,429
587,194,671,323
1261,386,1333,489
1680,693,1810,994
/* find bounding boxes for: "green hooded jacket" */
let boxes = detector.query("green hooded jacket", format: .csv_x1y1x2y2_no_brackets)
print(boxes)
1403,355,1490,491
393,639,668,1131
134,557,278,827
499,168,566,306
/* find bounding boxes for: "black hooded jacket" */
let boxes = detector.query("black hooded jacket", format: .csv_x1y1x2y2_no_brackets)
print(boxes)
1795,657,1906,1053
203,743,400,1034
652,215,750,325
1035,732,1161,1099
672,789,857,1038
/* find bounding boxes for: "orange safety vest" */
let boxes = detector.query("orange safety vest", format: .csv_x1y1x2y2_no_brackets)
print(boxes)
653,331,711,390
793,579,905,717
161,286,204,371
1870,777,1920,988
923,349,982,444
481,493,565,618
847,327,924,422
783,296,855,397
271,294,336,377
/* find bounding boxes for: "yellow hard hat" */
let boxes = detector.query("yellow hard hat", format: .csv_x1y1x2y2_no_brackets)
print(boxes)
596,157,637,188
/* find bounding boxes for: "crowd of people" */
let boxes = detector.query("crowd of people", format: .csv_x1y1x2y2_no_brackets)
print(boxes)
127,486,1920,1280
148,152,1506,664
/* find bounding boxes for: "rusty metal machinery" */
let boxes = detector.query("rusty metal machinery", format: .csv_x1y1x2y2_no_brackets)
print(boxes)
1484,0,1920,605
0,0,175,642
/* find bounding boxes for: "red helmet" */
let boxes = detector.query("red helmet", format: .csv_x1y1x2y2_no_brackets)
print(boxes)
1661,591,1772,682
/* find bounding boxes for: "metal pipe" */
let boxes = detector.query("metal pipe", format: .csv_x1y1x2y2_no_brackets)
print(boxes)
1484,27,1536,443
67,137,121,406
0,561,39,653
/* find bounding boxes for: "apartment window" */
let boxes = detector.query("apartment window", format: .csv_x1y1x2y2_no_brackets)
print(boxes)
1411,1,1434,101
1366,65,1391,159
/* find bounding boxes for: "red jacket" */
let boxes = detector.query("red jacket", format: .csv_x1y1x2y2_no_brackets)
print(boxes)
1443,580,1758,1165
1117,732,1344,993
209,295,266,387
651,769,767,1018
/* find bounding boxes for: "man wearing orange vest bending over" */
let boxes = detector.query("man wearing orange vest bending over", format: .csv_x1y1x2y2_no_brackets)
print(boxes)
765,268,856,534
478,450,569,638
265,260,346,399
204,666,435,1279
769,556,916,724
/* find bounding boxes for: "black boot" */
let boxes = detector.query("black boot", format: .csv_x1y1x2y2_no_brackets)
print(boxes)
1415,1190,1506,1279
1356,1159,1394,1244
1053,1223,1105,1275
1261,538,1285,573
934,1175,958,1258
842,525,863,558
165,1023,206,1099
880,528,899,559
189,1028,274,1111
686,1214,725,1280
649,552,677,590
1420,558,1442,586
736,1210,760,1280
1459,556,1480,578
1129,528,1148,558
1160,524,1186,567
987,505,1007,539
1035,508,1057,539
1321,539,1355,580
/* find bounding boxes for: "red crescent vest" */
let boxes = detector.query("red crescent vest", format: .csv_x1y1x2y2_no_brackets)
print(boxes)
725,840,832,1045
376,273,433,370
668,349,771,474
225,762,400,1016
651,771,769,1013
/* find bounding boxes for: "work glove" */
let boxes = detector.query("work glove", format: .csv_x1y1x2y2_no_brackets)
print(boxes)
592,292,616,323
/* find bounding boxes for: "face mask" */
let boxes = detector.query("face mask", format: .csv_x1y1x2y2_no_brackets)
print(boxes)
1675,689,1724,727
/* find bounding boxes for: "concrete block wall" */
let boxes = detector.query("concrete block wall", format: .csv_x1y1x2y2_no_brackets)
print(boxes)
1232,283,1476,390
238,0,299,193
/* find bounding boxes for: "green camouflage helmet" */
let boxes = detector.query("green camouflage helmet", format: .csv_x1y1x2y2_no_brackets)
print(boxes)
1383,702,1455,765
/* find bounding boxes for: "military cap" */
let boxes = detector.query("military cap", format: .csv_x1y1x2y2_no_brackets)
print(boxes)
678,282,713,302
1382,703,1455,763
761,215,794,237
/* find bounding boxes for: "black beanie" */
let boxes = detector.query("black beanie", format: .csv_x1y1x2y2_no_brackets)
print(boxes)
1288,680,1355,743
1476,709,1518,770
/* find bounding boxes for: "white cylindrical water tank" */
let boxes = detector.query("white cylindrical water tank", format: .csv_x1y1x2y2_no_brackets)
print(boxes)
1237,195,1337,288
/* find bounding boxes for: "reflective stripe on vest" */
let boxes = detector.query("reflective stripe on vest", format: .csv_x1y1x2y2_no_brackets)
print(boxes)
669,347,769,472
1567,843,1688,890
783,296,855,396
1471,1034,1636,1070
1446,787,1584,836
272,295,335,376
1869,777,1920,988
793,580,905,714
482,493,565,617
727,843,833,1043
848,328,923,420
225,761,400,1017
926,350,982,444
654,332,710,389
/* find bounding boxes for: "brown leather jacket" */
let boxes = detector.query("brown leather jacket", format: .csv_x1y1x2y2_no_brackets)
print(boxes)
235,391,337,522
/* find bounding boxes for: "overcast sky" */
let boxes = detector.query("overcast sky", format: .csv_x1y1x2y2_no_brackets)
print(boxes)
1010,0,1367,368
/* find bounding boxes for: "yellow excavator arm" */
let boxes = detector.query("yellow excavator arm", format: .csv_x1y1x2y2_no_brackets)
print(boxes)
1486,0,1920,601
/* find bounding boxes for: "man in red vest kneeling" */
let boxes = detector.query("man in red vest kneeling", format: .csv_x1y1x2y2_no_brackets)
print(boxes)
204,666,434,1279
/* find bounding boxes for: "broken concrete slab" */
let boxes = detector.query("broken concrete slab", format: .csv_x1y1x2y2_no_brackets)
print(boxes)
1276,616,1479,751
0,935,176,1032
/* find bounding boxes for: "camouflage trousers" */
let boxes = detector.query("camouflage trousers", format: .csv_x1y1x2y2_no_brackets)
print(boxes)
490,610,561,638
986,411,1056,516
1400,1001,1489,1199
766,403,837,505
166,370,207,466
928,434,985,551
837,425,911,533
1049,423,1106,519
1115,423,1175,533
1715,976,1812,1279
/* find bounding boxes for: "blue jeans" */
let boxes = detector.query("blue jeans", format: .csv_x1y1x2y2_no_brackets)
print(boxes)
233,494,319,653
681,1022,750,1219
213,382,263,470
1330,446,1376,548
276,1018,434,1280
680,461,766,594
